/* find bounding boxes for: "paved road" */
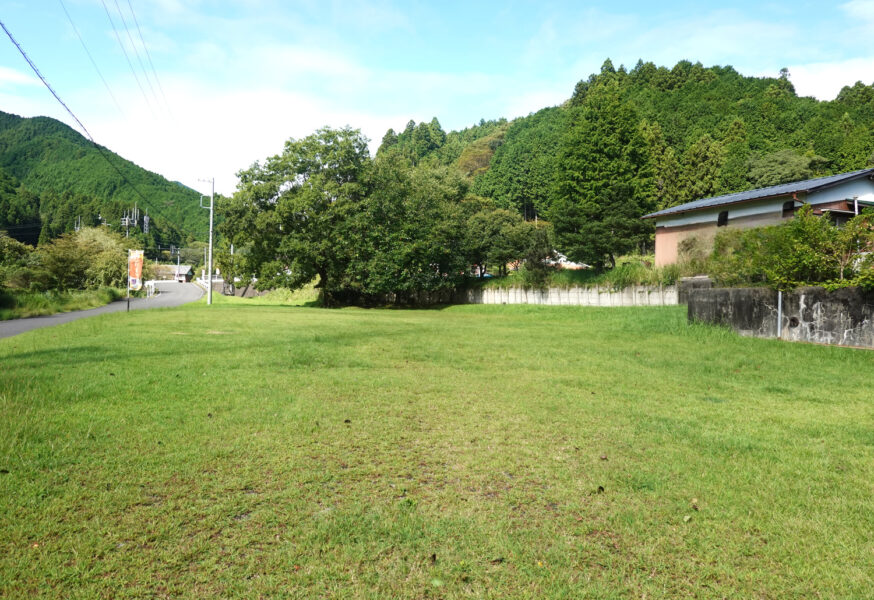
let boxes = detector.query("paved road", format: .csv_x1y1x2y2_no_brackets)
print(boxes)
0,282,204,340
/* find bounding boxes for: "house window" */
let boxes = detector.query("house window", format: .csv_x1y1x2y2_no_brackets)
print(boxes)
717,211,729,227
782,201,795,218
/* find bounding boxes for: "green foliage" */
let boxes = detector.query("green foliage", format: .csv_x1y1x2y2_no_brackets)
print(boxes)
719,118,751,193
464,205,534,277
347,160,472,302
32,227,127,291
746,149,829,188
0,286,122,320
708,206,874,290
455,60,874,263
517,222,554,289
224,128,546,305
0,110,205,246
375,117,447,165
640,120,680,209
472,107,564,219
1,227,126,294
0,232,32,290
481,253,692,291
551,79,655,268
678,134,723,203
376,117,509,171
225,126,371,303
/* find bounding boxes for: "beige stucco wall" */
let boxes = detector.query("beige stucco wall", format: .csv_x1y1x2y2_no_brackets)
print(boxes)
654,211,787,267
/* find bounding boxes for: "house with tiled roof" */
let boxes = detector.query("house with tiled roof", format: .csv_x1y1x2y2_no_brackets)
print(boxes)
642,168,874,266
155,264,194,282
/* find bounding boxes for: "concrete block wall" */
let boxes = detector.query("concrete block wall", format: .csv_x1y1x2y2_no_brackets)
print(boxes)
458,285,678,307
688,286,874,348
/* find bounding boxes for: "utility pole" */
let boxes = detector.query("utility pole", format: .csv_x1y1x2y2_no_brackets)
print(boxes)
199,178,215,305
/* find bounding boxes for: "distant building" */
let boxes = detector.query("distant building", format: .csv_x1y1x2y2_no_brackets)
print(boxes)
642,168,874,266
155,264,194,282
546,252,589,270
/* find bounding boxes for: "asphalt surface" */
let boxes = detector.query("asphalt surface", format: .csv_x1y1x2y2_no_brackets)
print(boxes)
0,282,205,340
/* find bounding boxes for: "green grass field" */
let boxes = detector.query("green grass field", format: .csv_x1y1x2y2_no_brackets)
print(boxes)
1,301,873,598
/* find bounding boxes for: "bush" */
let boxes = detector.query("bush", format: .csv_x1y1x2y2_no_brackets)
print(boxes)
0,232,33,290
708,206,874,290
33,227,126,291
0,286,124,320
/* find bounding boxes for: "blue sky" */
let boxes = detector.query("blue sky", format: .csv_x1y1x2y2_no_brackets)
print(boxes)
1,0,873,195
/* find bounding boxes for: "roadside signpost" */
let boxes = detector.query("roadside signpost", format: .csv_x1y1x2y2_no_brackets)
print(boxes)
128,249,143,312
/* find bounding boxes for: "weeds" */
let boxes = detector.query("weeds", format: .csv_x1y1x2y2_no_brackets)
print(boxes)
0,287,123,320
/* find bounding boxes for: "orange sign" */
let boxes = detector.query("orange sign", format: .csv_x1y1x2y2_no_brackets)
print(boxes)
128,250,144,291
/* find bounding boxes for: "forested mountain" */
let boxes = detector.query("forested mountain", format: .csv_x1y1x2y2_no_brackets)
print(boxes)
379,60,874,266
0,110,206,246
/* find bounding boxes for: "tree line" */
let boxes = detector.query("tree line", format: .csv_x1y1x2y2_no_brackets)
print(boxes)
0,110,206,245
218,127,552,306
384,60,874,269
220,60,874,303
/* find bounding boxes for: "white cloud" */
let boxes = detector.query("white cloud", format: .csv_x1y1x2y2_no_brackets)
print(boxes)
786,58,874,100
78,74,406,196
0,66,39,88
841,0,874,21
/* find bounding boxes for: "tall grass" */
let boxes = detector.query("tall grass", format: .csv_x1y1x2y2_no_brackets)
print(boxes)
0,287,123,320
210,281,321,307
477,256,694,290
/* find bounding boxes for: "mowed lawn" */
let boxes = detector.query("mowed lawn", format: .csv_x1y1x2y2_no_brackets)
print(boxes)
1,302,873,598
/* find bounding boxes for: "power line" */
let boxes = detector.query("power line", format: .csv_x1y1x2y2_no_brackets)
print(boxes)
57,0,124,116
0,19,167,225
0,19,97,145
112,0,160,112
98,0,155,116
125,0,172,116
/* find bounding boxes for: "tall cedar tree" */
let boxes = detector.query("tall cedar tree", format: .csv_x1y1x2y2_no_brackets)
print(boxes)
551,78,655,268
678,134,724,203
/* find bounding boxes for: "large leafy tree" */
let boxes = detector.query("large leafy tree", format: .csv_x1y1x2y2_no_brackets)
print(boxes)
551,79,655,268
223,126,370,304
350,160,471,302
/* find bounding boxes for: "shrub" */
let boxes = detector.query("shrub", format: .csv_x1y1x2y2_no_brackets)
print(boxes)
33,227,126,291
708,206,874,290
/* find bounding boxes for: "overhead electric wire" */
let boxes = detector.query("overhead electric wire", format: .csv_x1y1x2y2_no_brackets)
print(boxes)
0,19,98,146
57,0,124,116
98,0,155,116
125,0,172,116
0,18,171,225
112,0,161,111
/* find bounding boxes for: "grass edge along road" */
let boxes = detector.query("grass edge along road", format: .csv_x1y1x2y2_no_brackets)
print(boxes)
1,302,873,598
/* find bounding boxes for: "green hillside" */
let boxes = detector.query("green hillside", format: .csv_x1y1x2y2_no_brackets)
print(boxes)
0,110,207,246
381,60,874,226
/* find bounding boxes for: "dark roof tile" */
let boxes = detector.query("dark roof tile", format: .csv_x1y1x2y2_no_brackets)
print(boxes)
642,168,874,219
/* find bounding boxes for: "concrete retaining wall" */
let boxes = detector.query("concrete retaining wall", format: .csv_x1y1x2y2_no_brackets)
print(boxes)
458,285,678,306
678,276,713,304
688,286,874,348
